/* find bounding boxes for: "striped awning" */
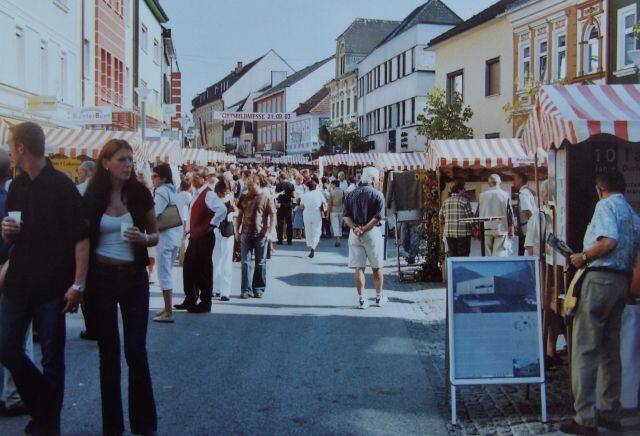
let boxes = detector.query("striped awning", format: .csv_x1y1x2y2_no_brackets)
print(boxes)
0,118,138,158
144,139,182,164
426,138,537,170
523,84,640,153
182,148,207,165
43,126,137,158
376,152,427,171
207,150,235,164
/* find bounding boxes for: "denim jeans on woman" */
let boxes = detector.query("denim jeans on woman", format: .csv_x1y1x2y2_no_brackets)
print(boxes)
86,262,157,435
240,234,268,297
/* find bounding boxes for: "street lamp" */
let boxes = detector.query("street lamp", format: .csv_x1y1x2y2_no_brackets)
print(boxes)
135,85,151,142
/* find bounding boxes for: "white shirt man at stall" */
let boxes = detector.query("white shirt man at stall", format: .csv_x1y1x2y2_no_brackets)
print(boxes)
478,174,515,256
76,161,95,196
514,170,538,255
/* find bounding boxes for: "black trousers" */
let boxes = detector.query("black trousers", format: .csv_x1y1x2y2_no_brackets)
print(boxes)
277,205,293,243
183,231,215,305
86,263,157,435
446,236,471,257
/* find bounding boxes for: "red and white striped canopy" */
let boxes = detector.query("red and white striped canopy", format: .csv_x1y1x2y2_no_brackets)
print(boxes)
182,148,207,165
144,139,181,164
43,126,137,158
427,138,537,170
0,118,138,158
376,152,427,171
523,85,640,153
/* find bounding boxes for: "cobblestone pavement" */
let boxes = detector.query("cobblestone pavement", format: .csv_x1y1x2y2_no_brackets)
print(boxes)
397,276,640,435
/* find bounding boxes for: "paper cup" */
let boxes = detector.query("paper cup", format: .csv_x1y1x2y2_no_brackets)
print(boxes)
8,211,21,223
121,223,130,241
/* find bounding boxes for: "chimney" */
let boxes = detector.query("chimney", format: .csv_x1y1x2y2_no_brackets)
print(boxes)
235,61,243,73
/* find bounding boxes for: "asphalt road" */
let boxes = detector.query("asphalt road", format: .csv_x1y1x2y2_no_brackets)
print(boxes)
0,238,447,435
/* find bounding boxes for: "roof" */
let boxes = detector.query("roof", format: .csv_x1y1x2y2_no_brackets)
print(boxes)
427,138,538,169
295,87,330,116
192,54,265,109
375,0,462,49
258,56,334,100
506,0,533,11
429,0,518,47
338,19,401,54
144,0,169,23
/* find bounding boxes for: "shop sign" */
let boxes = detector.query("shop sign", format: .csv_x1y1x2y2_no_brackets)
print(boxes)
49,156,83,181
67,106,113,125
27,96,57,112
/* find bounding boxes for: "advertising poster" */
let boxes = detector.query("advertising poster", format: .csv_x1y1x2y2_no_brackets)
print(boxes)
447,257,544,384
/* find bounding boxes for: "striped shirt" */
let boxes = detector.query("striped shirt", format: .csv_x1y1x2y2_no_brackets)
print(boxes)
439,193,474,238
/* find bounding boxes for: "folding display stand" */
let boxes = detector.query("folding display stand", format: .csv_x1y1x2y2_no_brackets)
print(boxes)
393,210,422,281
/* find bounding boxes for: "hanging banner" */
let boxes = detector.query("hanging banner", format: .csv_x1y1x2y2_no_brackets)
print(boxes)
213,111,294,122
67,106,113,125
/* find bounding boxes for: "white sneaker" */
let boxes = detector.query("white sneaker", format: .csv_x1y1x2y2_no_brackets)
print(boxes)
358,297,369,310
375,294,388,307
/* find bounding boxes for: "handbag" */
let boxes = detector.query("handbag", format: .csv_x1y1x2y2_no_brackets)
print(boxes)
219,201,235,237
156,190,183,232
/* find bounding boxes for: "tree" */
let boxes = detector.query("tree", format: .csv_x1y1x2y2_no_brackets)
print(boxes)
417,87,473,140
316,122,370,156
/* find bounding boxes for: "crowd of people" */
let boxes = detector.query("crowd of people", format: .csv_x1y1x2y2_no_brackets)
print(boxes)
0,121,638,435
0,121,389,435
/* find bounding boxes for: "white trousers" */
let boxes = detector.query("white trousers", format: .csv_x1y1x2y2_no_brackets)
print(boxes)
330,212,343,237
484,234,511,257
303,210,322,250
213,228,234,297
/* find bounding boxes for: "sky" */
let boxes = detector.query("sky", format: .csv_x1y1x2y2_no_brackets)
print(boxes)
160,0,498,115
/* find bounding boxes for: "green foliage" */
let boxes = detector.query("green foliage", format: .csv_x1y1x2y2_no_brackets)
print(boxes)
416,88,473,141
317,122,370,156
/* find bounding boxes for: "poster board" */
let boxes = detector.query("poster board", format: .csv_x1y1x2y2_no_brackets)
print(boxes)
447,257,544,385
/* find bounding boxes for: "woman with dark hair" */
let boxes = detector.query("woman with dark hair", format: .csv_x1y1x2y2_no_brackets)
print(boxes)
300,179,326,258
151,164,183,323
84,139,158,436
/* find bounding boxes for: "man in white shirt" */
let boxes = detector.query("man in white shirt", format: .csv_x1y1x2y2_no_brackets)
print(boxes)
514,171,537,256
338,171,348,191
75,161,95,196
478,174,514,256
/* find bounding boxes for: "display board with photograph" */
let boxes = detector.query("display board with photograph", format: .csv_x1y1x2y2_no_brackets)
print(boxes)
447,257,544,385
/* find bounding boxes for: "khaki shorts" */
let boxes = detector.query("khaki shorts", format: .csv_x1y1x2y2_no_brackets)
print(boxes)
348,226,384,269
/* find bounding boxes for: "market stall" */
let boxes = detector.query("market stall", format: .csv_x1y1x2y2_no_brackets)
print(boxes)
271,155,311,166
522,84,640,408
423,138,544,279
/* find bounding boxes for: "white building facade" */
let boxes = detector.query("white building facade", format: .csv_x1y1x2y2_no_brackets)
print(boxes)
137,0,167,138
288,88,330,155
357,1,461,152
0,0,82,127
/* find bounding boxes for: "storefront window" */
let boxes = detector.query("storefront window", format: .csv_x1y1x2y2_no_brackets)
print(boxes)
585,26,600,74
555,34,567,80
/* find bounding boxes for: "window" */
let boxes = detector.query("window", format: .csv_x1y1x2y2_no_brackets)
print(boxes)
520,44,531,86
446,70,464,103
141,24,148,53
485,57,500,96
82,39,90,79
153,38,160,63
402,52,406,76
555,34,567,80
346,97,351,115
584,25,600,74
396,55,401,79
411,47,416,72
41,42,49,94
485,133,500,139
341,100,344,117
15,28,24,88
617,5,638,69
411,98,415,123
537,40,548,82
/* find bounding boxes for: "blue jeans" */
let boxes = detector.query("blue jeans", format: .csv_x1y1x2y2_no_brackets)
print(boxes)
0,322,33,408
0,296,66,435
86,262,157,435
240,234,268,296
401,220,421,258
